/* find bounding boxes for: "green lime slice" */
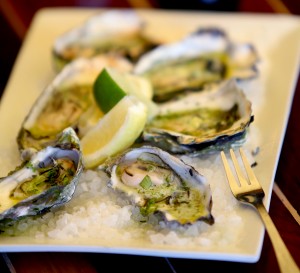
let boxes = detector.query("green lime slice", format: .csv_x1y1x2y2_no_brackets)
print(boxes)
93,68,127,113
93,67,158,118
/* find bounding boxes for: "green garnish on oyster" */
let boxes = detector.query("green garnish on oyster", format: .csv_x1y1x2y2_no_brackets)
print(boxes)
10,159,75,201
140,52,228,102
147,104,239,138
27,84,93,138
17,55,133,153
102,146,214,225
0,127,83,225
142,79,253,155
134,27,259,102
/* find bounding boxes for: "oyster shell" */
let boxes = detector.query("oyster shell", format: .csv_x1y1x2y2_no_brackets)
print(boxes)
102,146,214,225
53,10,157,71
0,127,83,224
17,55,132,153
134,27,259,102
142,79,253,155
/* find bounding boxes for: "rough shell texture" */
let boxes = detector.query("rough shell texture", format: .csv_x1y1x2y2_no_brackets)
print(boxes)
142,79,253,154
134,27,259,102
0,127,83,225
17,55,132,153
53,10,157,71
102,146,214,225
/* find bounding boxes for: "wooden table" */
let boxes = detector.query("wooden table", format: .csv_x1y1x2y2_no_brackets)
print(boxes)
0,3,299,273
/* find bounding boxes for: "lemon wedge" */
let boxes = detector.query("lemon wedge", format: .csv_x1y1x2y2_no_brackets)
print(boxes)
93,67,158,119
81,95,147,169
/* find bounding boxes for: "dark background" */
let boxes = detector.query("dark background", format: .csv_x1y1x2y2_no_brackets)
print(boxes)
0,1,299,272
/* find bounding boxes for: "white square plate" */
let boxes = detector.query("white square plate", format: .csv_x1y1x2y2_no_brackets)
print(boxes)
0,8,300,263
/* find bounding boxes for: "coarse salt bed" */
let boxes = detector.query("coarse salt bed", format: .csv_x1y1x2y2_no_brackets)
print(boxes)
0,75,264,251
0,149,251,251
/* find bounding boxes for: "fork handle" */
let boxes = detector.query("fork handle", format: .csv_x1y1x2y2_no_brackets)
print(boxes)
256,203,300,273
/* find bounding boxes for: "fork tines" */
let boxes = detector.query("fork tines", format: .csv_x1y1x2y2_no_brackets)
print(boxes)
220,148,264,197
221,150,300,273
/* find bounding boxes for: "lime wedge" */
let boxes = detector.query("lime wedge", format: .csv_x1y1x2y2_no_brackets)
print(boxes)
93,67,158,119
93,68,127,113
81,95,147,169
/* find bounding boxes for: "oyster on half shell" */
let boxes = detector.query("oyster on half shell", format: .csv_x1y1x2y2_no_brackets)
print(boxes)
142,79,253,155
0,127,83,225
17,55,132,153
102,146,214,226
134,27,259,102
53,10,157,71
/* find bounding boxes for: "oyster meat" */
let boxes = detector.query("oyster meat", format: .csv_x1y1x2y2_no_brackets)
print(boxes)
0,127,83,224
134,27,259,102
142,79,253,155
102,146,214,225
17,55,132,153
53,10,157,71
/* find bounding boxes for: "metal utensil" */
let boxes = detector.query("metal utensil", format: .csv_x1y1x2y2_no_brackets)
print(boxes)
221,148,299,273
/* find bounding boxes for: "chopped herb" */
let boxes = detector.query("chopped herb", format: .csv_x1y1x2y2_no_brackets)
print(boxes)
165,174,173,183
148,104,240,137
140,198,157,216
139,175,152,189
146,164,156,172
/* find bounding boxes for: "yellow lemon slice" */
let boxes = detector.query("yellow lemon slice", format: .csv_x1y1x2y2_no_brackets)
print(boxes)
81,95,147,169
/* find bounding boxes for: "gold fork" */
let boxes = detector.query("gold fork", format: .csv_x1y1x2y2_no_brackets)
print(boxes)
221,148,299,273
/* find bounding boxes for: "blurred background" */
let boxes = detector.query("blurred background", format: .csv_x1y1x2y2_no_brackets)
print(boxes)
0,0,299,97
0,2,299,272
